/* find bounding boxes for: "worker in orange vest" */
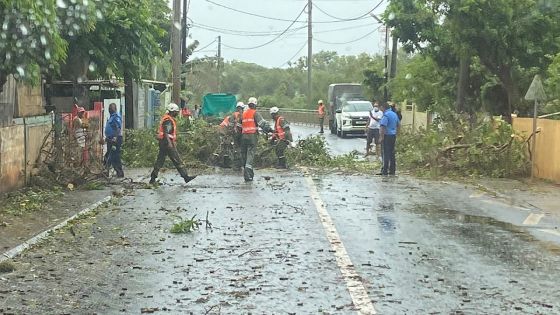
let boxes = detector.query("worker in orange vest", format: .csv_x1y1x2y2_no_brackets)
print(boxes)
269,107,293,169
317,100,326,134
149,103,197,185
241,97,272,182
217,102,244,168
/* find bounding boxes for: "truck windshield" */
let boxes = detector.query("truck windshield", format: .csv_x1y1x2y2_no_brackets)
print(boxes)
343,102,372,112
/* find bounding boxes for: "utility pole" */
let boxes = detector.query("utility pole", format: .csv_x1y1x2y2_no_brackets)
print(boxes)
217,35,222,92
370,13,388,102
383,25,389,102
172,0,181,104
307,0,312,108
181,0,188,63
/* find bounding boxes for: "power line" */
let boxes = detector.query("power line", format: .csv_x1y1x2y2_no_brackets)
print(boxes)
205,0,375,24
314,21,381,34
193,38,218,52
190,20,308,37
313,0,385,21
313,27,379,45
205,0,306,22
278,41,308,68
221,4,308,50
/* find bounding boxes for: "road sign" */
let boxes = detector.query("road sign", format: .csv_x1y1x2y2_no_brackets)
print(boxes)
525,75,547,101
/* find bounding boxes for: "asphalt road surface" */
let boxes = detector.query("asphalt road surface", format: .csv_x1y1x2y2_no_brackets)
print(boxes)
1,130,560,314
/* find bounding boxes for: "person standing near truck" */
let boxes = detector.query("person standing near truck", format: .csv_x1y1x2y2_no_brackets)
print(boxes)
365,101,383,157
317,100,326,134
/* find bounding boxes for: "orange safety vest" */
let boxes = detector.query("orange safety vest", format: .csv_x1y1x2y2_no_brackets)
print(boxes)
242,108,258,134
318,104,325,118
157,114,177,142
274,116,286,140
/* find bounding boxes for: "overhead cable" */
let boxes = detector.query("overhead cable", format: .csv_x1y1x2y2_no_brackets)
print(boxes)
193,38,218,52
313,0,385,21
278,41,308,68
221,4,308,50
313,27,379,45
205,0,374,24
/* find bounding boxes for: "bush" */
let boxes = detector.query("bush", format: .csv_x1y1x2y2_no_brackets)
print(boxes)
397,114,530,178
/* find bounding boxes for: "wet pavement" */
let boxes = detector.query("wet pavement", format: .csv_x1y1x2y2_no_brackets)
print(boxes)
1,129,560,314
291,125,368,156
1,169,559,314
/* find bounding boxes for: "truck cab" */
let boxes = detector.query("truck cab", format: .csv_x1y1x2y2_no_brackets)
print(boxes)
327,83,365,134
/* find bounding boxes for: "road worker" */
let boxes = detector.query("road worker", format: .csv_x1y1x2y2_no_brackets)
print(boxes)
269,107,293,169
317,100,326,134
149,103,197,184
240,97,272,182
217,103,244,168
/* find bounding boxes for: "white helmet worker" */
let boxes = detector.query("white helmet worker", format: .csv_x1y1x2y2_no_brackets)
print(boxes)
269,107,280,114
236,101,245,108
166,103,180,112
247,97,258,106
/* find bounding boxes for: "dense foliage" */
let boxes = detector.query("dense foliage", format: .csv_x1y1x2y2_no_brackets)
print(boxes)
398,113,530,178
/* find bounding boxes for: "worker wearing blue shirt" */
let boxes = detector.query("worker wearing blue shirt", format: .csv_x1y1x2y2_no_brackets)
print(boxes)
104,103,124,177
379,102,400,176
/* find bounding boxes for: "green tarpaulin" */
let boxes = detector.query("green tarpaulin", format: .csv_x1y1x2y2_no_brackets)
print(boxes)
201,93,237,117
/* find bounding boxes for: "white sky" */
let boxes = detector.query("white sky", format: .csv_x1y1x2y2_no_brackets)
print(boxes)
171,0,388,68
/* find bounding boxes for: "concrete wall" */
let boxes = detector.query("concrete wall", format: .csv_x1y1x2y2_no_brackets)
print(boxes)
0,125,25,193
513,117,560,183
0,116,52,193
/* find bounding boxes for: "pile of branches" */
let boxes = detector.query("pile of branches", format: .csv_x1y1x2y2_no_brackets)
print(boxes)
398,113,530,178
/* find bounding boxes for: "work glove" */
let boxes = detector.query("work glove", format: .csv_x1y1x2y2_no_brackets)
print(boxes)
290,142,297,148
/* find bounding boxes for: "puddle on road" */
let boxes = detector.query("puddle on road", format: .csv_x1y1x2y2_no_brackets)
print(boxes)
408,204,560,258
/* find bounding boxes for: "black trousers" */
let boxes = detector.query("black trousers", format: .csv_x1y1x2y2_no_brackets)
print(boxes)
105,136,124,176
150,142,188,179
382,135,396,175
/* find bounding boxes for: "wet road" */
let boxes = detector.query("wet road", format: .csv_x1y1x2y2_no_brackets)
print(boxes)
1,170,560,314
2,133,560,314
291,125,368,156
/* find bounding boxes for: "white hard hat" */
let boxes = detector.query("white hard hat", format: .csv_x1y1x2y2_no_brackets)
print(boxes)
236,101,245,108
166,103,180,112
318,100,324,104
247,97,258,105
269,107,279,114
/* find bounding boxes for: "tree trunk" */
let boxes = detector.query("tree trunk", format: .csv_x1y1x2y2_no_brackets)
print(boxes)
124,72,135,129
498,65,519,124
456,54,470,113
390,35,398,79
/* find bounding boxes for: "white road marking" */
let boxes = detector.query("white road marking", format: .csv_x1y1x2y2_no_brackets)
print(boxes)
304,175,377,315
523,213,545,225
478,198,531,212
538,229,560,237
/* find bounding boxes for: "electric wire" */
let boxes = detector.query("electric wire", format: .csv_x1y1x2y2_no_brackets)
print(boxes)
313,0,384,21
313,26,380,45
278,40,308,68
190,20,308,37
193,38,218,52
205,0,306,22
205,0,374,24
221,4,308,50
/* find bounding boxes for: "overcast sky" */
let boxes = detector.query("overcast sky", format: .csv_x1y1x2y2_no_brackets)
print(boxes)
174,0,387,68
